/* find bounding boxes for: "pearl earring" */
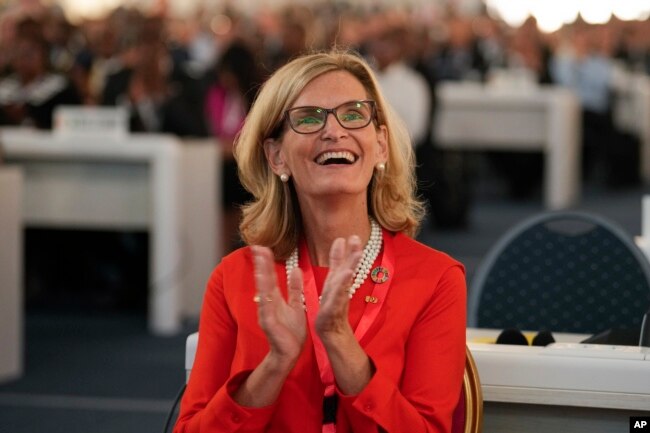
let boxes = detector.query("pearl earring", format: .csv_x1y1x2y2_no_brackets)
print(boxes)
280,173,290,182
376,162,386,171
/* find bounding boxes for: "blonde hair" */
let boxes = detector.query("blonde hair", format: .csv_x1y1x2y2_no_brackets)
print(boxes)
234,50,425,259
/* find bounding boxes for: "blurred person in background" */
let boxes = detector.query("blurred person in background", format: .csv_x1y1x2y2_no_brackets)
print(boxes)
180,12,219,78
506,16,553,85
366,22,430,148
485,17,551,200
0,17,80,129
0,8,21,77
266,6,314,73
473,13,508,74
70,14,123,105
204,39,261,254
551,23,638,186
42,5,77,75
615,20,650,75
403,11,473,228
365,17,469,229
432,14,487,82
101,15,206,136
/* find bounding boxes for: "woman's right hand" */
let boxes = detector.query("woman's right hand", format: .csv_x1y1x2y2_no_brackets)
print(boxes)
251,246,306,366
234,246,306,408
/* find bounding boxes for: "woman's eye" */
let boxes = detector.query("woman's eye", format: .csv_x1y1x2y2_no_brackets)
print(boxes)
341,112,364,121
297,116,322,125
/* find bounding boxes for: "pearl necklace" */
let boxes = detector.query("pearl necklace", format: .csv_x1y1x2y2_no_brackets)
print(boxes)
285,218,383,299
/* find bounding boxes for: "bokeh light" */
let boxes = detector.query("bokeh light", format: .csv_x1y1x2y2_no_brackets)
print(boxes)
529,0,578,33
578,0,612,25
485,0,647,32
612,0,648,21
58,0,123,22
485,0,530,28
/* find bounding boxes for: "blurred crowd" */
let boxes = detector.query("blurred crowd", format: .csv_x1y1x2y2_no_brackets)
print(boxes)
1,1,649,132
1,0,649,230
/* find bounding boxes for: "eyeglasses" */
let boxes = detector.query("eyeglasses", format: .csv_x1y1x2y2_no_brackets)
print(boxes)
284,100,376,134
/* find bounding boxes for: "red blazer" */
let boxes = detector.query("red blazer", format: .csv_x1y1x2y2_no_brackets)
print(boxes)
174,231,466,433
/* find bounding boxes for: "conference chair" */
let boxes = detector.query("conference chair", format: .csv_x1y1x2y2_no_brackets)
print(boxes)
468,211,650,338
181,333,483,432
452,346,483,433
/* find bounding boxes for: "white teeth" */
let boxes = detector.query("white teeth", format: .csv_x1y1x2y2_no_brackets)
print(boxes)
316,151,356,165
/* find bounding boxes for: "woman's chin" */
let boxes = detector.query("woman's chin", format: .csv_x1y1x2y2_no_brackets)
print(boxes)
299,183,369,200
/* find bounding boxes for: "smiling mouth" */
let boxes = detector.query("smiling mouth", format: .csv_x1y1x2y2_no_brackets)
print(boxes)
315,151,358,165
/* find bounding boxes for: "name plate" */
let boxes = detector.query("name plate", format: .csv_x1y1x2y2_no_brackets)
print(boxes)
53,106,128,140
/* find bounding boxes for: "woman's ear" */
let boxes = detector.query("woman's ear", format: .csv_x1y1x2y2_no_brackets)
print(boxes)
376,125,388,163
263,138,287,176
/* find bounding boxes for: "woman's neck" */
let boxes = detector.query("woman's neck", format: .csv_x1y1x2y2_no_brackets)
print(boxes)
298,196,371,267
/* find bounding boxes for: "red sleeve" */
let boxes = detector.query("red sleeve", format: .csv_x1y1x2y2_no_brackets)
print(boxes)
172,257,278,433
337,265,467,433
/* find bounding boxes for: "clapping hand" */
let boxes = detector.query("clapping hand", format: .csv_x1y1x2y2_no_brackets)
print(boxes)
252,245,307,364
315,236,363,342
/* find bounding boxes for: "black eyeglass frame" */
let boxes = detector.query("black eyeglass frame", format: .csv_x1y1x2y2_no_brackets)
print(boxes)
282,99,377,135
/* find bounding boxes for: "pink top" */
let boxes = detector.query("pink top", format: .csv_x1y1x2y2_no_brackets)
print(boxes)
204,85,246,141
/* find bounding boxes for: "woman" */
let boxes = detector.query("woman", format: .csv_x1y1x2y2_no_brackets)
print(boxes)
174,50,466,433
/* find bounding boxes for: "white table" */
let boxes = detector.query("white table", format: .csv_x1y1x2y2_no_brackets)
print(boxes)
0,128,220,335
467,328,650,433
433,83,582,209
0,166,23,382
185,328,650,432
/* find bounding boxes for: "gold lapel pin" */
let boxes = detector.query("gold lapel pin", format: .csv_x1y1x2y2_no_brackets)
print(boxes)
365,296,379,304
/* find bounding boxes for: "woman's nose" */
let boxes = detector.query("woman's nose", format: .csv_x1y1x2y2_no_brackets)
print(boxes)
320,112,348,139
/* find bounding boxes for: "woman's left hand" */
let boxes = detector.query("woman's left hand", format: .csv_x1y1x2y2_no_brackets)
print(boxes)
315,236,375,395
314,236,362,339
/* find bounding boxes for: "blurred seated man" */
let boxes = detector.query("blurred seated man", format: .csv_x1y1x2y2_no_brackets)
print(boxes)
70,15,123,105
551,25,637,186
368,22,471,228
432,15,487,83
367,25,430,147
101,16,207,137
0,18,80,129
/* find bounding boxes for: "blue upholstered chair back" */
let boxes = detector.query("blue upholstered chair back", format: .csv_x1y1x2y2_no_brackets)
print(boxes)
468,211,650,334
